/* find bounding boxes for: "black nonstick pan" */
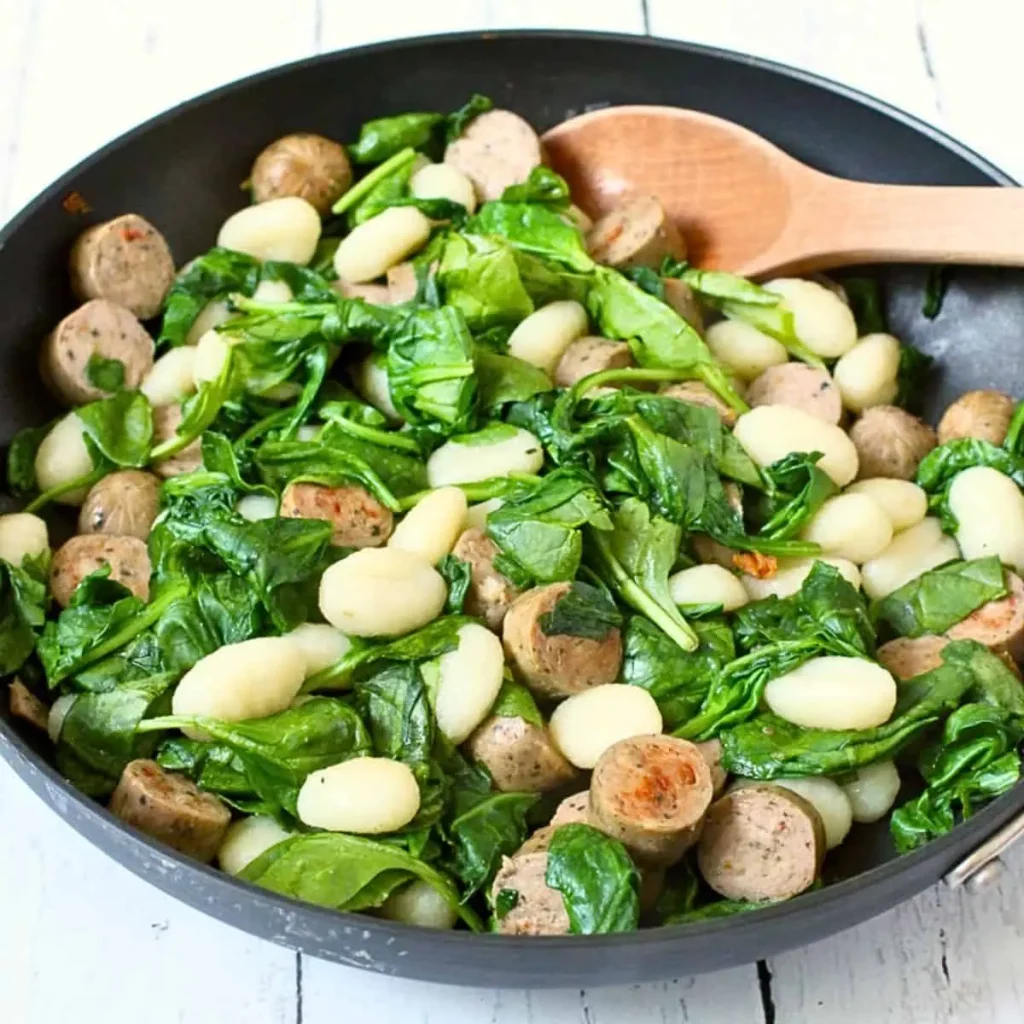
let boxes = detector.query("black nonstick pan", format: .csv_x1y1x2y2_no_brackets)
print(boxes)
2,30,1023,989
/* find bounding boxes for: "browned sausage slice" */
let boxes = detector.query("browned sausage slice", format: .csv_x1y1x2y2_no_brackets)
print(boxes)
8,678,48,732
108,759,231,863
78,469,162,539
745,364,843,425
695,738,728,796
490,851,570,935
937,389,1015,446
451,527,520,631
503,582,623,699
589,735,714,867
946,571,1024,661
550,790,590,827
444,109,544,202
334,280,391,304
661,381,739,427
41,299,155,406
661,278,704,333
250,133,353,214
697,784,825,901
553,337,633,388
69,215,175,320
50,534,151,608
849,406,937,480
279,482,394,548
586,196,686,270
876,635,950,681
465,713,576,793
151,404,203,479
517,824,559,856
386,263,418,305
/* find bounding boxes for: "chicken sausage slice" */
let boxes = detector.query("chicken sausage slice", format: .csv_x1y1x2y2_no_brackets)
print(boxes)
586,195,686,270
41,299,155,406
8,678,48,732
50,534,151,608
109,759,231,863
334,281,392,304
876,635,950,681
550,790,590,827
695,738,728,796
553,336,633,388
151,404,203,479
697,784,825,901
466,712,576,793
503,582,623,699
849,406,937,480
444,109,544,202
937,389,1015,446
745,364,843,425
386,263,418,305
661,381,739,427
661,278,704,333
589,735,714,867
250,133,353,214
490,851,570,935
69,214,175,320
279,482,394,548
451,527,521,631
946,571,1024,661
78,469,162,539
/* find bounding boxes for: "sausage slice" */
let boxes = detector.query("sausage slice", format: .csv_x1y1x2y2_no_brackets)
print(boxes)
849,406,937,481
451,527,520,631
517,824,559,856
151,404,203,479
946,571,1024,661
661,381,738,427
697,784,825,901
503,582,623,699
937,389,1015,446
279,482,393,548
444,109,544,202
490,851,570,935
78,469,162,540
69,215,175,320
386,263,418,305
553,336,633,388
661,278,704,334
466,713,576,793
876,635,950,681
746,364,843,425
250,133,353,214
550,790,590,827
8,679,48,732
334,281,391,304
586,195,686,270
695,738,728,796
109,759,231,863
41,299,155,406
50,534,151,608
589,735,714,867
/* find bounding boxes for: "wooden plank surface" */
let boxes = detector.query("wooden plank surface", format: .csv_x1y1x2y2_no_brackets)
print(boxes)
2,1,1023,1021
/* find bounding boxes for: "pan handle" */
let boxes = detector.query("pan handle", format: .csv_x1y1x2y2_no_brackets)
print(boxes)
944,810,1024,892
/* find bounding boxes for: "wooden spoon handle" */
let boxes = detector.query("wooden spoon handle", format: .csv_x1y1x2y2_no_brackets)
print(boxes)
757,178,1024,276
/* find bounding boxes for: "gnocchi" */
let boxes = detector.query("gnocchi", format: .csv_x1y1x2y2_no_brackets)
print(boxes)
801,493,893,564
217,196,322,264
832,333,901,412
0,513,48,567
426,426,544,487
840,760,902,823
140,346,198,406
741,557,861,601
764,278,858,357
948,465,1024,574
705,320,788,382
860,517,961,600
667,563,748,611
388,487,468,564
296,756,421,833
410,162,477,213
433,622,505,743
34,413,93,504
218,816,291,876
287,622,352,678
333,206,432,283
380,879,458,930
235,494,279,521
507,301,588,374
845,478,927,533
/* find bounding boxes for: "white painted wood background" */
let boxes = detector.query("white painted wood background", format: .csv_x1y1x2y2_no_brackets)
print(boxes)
1,1,1023,1020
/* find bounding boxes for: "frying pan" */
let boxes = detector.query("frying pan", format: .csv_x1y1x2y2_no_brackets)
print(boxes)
1,30,1022,989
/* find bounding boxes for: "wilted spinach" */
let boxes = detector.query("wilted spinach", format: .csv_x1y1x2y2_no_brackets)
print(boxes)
0,558,48,675
539,580,623,640
85,353,126,392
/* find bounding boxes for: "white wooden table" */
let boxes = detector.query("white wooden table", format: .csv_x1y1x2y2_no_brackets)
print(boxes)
2,1,1024,1020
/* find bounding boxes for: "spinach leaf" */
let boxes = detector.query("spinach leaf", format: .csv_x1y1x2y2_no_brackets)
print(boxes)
500,167,572,208
916,440,1024,528
665,899,768,924
448,790,539,896
241,831,482,928
545,824,640,934
0,559,48,674
588,498,699,652
437,553,471,614
151,353,236,465
895,342,933,412
156,736,256,804
872,557,1006,639
666,264,778,308
353,662,434,767
959,642,1024,717
891,703,1021,852
841,277,887,334
539,580,622,640
260,260,337,303
470,202,593,272
348,112,443,164
922,267,950,319
488,676,544,727
444,93,493,143
750,453,837,540
6,421,53,494
85,353,126,392
475,349,552,410
76,390,153,467
160,247,261,347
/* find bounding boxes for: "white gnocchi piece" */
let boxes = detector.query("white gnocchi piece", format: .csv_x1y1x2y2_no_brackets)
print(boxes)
764,278,858,358
319,547,447,637
549,684,663,770
171,636,306,730
380,879,457,930
296,756,421,833
34,413,93,505
763,776,853,849
388,487,468,564
217,815,291,876
185,299,234,347
465,498,504,531
296,424,321,442
47,693,77,743
217,196,322,264
140,346,198,406
252,279,294,303
193,329,236,385
352,353,402,422
832,333,901,413
235,494,278,522
409,162,478,214
426,426,544,487
764,655,897,731
0,513,48,567
287,622,352,678
667,563,748,611
434,623,505,744
948,465,1024,575
333,206,432,284
846,479,927,533
705,320,788,382
860,517,960,600
733,405,859,486
840,760,902,823
801,493,893,564
741,557,861,601
507,301,588,374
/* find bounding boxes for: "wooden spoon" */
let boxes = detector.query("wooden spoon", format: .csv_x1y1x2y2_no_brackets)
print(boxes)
542,105,1024,277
